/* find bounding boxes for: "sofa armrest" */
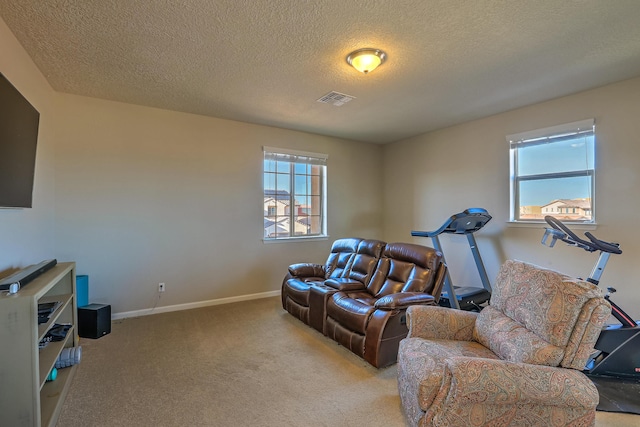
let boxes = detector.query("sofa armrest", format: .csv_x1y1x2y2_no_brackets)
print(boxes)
374,292,435,310
324,278,366,291
406,305,477,341
443,356,598,408
288,263,325,278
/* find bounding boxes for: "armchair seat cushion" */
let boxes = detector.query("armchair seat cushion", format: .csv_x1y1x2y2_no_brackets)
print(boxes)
327,292,377,334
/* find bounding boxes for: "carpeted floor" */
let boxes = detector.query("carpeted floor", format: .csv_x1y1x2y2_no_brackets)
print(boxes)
57,297,640,426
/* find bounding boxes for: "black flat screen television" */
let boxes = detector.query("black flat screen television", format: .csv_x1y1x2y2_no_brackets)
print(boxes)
0,72,40,208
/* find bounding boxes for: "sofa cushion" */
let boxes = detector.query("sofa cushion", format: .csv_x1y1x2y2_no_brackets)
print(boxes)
326,251,356,279
283,278,317,306
287,263,325,279
327,292,377,334
324,238,362,278
324,278,367,291
343,239,386,285
374,292,435,310
367,243,440,297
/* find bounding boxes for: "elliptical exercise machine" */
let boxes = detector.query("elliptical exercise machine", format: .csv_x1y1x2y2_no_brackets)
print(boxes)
411,208,493,311
541,215,640,379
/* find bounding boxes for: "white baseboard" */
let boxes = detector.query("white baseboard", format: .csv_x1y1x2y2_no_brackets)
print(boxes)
112,290,281,320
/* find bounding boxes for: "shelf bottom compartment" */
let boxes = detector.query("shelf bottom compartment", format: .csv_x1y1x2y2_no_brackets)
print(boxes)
40,364,77,427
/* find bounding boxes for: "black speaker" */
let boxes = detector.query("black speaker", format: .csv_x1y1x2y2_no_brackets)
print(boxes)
78,303,111,339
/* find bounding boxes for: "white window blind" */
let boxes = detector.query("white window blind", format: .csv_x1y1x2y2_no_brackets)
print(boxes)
508,119,595,222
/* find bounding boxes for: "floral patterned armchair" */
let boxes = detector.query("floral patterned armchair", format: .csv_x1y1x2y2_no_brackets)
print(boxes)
397,260,611,426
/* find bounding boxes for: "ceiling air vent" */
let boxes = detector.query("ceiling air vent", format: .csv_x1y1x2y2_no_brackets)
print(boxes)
317,91,355,106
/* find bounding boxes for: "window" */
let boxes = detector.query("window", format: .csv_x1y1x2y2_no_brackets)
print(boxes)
263,147,327,240
508,119,595,222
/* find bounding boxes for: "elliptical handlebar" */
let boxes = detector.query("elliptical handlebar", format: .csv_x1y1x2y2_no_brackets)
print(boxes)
541,216,634,329
584,231,623,255
542,216,621,255
543,216,594,251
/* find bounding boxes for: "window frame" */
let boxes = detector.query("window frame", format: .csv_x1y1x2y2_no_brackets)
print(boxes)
263,146,328,241
508,119,595,224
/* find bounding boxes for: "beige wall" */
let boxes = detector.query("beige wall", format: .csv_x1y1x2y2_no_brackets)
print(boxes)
0,17,57,275
0,13,383,315
382,76,640,318
52,94,383,314
4,11,640,320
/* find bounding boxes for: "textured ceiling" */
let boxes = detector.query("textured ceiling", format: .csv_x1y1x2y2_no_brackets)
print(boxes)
2,1,640,144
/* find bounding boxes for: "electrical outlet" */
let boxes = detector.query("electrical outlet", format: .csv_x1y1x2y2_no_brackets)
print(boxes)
158,282,166,292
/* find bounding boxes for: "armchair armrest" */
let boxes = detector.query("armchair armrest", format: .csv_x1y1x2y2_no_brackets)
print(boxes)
324,278,366,291
374,292,435,310
406,305,477,341
442,356,599,408
288,263,325,278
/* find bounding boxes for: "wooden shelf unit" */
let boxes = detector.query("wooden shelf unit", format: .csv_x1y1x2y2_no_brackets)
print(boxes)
0,262,78,427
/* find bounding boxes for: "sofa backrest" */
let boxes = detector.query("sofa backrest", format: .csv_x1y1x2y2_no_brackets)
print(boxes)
324,238,362,279
341,239,386,285
474,259,611,369
367,242,443,298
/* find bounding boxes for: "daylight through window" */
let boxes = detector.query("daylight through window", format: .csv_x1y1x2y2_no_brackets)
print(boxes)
508,119,595,222
263,147,327,240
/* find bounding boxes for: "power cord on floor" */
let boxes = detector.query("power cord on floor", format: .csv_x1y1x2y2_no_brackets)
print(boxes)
150,291,162,313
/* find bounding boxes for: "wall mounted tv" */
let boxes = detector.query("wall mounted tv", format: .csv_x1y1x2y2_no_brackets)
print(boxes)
0,72,40,208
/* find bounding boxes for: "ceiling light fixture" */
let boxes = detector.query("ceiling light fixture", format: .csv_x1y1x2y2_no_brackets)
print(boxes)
346,48,387,74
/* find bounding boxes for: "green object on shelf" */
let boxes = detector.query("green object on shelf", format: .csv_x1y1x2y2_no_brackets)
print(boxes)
46,367,57,382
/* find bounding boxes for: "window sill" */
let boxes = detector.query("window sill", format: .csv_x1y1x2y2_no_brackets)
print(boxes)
263,236,329,244
507,221,597,230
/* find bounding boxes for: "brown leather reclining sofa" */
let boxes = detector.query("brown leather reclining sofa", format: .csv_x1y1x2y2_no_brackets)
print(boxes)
281,238,446,368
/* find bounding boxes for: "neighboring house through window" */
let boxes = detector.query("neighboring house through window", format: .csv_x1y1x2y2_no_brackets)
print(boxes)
508,119,595,222
263,147,327,240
